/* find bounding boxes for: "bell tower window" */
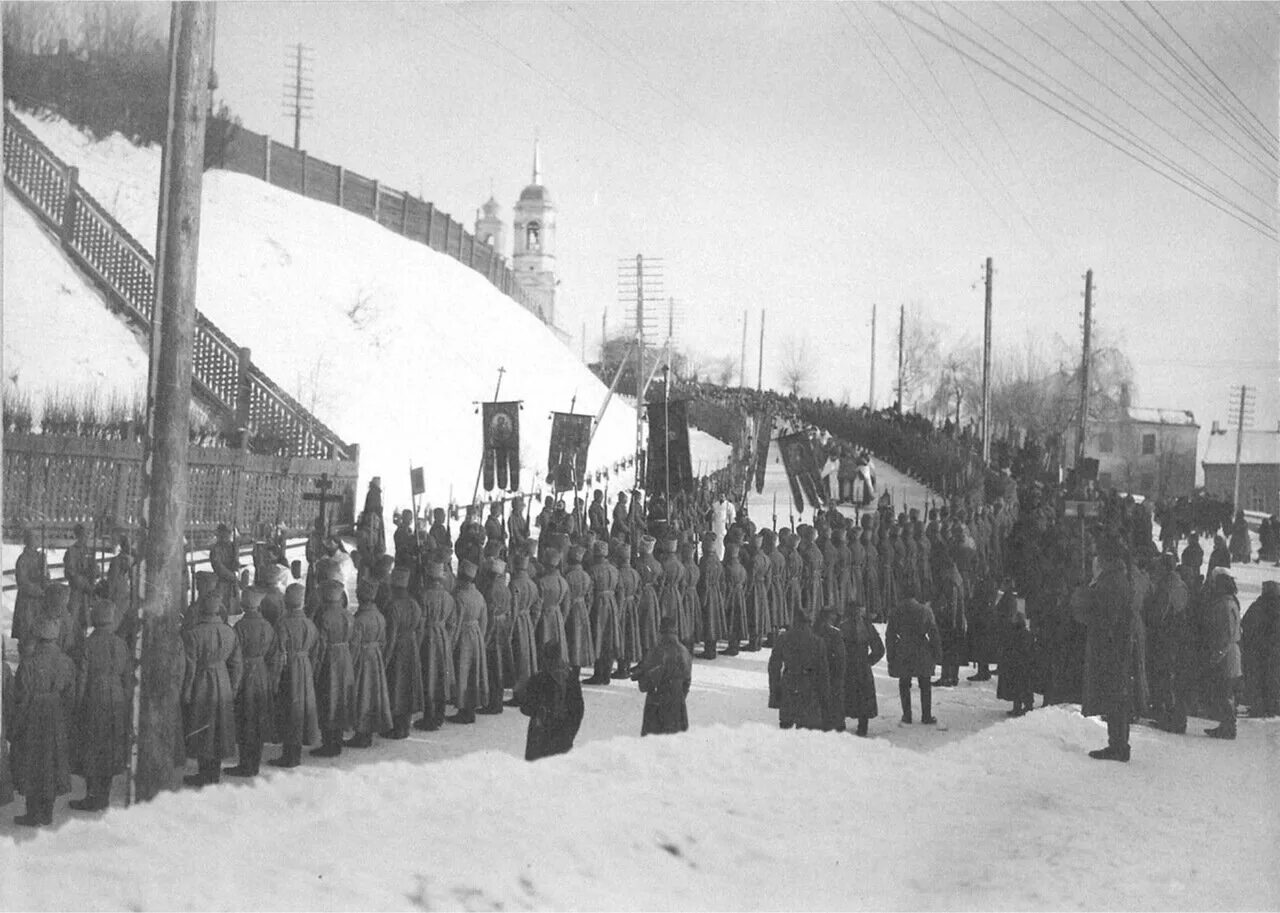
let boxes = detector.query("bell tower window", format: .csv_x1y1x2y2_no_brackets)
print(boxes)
526,221,541,250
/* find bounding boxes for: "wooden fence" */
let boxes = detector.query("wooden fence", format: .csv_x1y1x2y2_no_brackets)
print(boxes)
3,110,356,462
218,127,542,320
3,433,359,546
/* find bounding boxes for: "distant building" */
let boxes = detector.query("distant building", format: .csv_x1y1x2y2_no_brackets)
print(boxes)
474,193,504,255
1082,391,1199,500
1202,427,1280,515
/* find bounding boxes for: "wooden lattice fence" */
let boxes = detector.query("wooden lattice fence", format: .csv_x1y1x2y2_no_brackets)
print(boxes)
3,433,359,547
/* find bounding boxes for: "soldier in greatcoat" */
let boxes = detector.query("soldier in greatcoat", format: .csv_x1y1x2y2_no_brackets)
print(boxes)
932,551,968,688
635,535,663,661
449,560,489,724
887,596,941,725
69,599,131,810
764,531,787,641
563,546,596,670
11,617,76,826
381,567,425,737
614,543,642,676
633,616,692,735
224,589,277,777
798,525,824,619
843,602,884,737
746,533,770,652
181,591,243,786
268,584,320,768
311,580,355,757
12,530,48,647
508,553,541,698
584,541,621,685
697,531,726,660
767,610,830,730
63,524,98,631
521,641,585,761
1082,536,1135,761
345,577,393,747
209,523,240,622
480,558,514,712
679,540,700,655
536,548,571,665
721,540,748,656
38,583,83,665
781,529,803,628
415,562,456,731
815,609,847,732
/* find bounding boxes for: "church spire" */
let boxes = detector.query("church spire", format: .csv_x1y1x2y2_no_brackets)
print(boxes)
532,137,542,185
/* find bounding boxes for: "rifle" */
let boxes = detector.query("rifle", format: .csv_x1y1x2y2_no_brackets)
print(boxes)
772,492,778,533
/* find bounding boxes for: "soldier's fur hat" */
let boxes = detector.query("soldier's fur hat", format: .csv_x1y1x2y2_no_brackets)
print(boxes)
319,579,346,605
567,545,586,564
458,559,479,580
512,553,529,572
285,583,306,608
357,577,378,602
34,617,61,641
390,567,411,587
240,588,266,613
91,598,117,628
638,536,656,554
317,558,342,582
195,571,217,593
490,559,507,576
594,540,610,557
699,530,717,545
542,549,562,568
44,583,70,612
425,562,446,580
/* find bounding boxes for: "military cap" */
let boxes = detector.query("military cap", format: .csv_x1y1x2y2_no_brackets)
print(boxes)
542,549,562,568
567,545,586,564
458,559,479,580
318,558,343,582
390,567,411,587
490,559,507,576
593,540,610,557
195,570,217,593
45,584,70,612
240,588,266,613
319,579,346,605
425,562,446,580
700,530,717,545
357,577,379,602
284,583,306,608
34,617,61,641
512,553,529,572
90,598,117,628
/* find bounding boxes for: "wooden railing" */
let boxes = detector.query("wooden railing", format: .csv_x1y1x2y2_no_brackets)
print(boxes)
3,110,355,461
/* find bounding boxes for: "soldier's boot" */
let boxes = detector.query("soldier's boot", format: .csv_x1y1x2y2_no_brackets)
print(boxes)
310,732,343,757
17,796,46,826
721,640,740,656
446,709,476,724
40,798,56,825
699,641,718,660
269,743,301,768
583,659,613,685
201,759,222,784
855,718,869,737
611,659,631,680
225,743,260,777
387,715,411,739
920,684,936,725
343,732,374,748
968,664,992,681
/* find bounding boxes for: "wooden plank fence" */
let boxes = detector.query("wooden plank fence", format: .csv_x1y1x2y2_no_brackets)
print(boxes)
3,433,359,546
220,126,547,322
3,110,356,463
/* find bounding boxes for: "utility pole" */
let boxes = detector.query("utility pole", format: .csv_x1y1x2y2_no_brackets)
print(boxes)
600,309,607,364
283,42,313,150
581,321,586,363
896,304,905,414
757,309,766,391
1231,384,1257,512
981,257,993,464
869,303,877,409
636,256,645,470
740,310,748,389
1075,269,1094,468
133,1,215,804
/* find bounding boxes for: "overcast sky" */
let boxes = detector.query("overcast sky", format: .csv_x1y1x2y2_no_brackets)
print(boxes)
210,2,1278,439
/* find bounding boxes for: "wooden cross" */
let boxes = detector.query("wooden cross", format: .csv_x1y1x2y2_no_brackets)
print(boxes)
301,473,343,535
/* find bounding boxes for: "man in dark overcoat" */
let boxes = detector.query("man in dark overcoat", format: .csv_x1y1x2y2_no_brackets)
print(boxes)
11,617,76,826
633,616,692,735
1082,537,1134,761
767,610,830,730
521,641,585,761
181,592,243,785
886,596,942,725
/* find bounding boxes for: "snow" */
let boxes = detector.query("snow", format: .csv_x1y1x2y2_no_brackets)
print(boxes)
1126,406,1198,427
8,109,730,511
1202,429,1280,467
1,194,148,415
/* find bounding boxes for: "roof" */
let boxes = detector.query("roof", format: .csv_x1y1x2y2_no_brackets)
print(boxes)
1202,429,1280,466
1127,406,1197,427
518,184,552,204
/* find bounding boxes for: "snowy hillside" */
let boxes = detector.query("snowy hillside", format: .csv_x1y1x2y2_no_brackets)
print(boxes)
8,109,728,509
2,707,1276,910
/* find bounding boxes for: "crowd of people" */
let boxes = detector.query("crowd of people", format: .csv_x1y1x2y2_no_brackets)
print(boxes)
4,405,1278,826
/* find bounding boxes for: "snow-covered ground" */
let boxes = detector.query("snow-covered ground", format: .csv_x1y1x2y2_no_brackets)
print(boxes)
6,108,730,511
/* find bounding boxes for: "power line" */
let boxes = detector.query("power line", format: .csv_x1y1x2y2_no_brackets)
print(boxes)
1125,1,1276,154
995,4,1277,216
844,4,1016,237
1136,2,1277,149
939,2,1275,234
882,3,1278,242
1084,2,1279,180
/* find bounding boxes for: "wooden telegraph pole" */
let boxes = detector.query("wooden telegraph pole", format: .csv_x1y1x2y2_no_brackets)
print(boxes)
757,309,766,392
739,309,748,388
1075,269,1093,468
1231,385,1256,512
132,1,215,803
896,304,905,414
869,303,877,409
981,257,993,464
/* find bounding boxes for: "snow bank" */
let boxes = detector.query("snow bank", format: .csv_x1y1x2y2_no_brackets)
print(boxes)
1,194,148,413
2,708,1276,911
10,109,729,510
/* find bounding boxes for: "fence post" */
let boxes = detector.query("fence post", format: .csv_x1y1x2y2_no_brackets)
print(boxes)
60,165,79,245
401,194,410,236
300,150,308,196
372,179,380,222
425,203,435,246
235,347,252,450
336,165,344,207
263,134,272,182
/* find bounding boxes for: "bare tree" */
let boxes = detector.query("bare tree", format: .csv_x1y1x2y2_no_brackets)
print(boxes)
781,335,813,396
898,304,942,409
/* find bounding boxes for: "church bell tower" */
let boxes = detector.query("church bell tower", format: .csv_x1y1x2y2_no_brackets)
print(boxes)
512,139,557,326
474,187,504,254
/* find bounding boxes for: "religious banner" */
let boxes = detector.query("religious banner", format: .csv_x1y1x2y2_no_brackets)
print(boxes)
547,412,593,492
409,467,425,497
778,431,823,513
646,399,694,495
754,411,773,494
482,401,521,492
